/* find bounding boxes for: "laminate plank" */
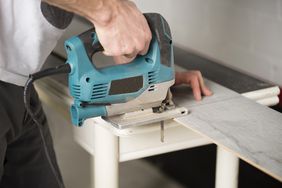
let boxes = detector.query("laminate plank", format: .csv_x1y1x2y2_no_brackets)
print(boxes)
173,83,282,182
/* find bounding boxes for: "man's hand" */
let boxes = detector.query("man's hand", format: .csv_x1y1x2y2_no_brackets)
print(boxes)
175,71,213,101
93,1,152,64
44,0,151,64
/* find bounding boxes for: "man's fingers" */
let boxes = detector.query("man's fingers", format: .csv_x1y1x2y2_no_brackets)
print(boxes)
139,39,150,55
139,30,152,55
174,71,212,101
113,55,136,64
189,76,202,101
192,71,212,97
202,85,213,96
113,56,123,64
195,71,204,85
140,30,152,55
102,51,111,56
97,5,151,59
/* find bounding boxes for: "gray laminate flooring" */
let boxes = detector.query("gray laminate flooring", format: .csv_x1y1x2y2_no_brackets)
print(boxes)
173,80,282,182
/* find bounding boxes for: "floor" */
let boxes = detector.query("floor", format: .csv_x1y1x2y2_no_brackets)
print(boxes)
43,104,185,188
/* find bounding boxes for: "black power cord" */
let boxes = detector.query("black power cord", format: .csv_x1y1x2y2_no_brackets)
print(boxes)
23,64,71,188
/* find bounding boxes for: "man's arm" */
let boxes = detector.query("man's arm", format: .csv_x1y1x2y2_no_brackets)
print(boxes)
44,0,212,100
44,0,152,64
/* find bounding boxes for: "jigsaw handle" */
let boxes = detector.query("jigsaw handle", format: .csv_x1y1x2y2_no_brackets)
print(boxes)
76,13,172,67
144,13,173,67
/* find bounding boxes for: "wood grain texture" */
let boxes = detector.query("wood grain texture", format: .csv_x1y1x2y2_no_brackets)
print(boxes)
173,80,282,182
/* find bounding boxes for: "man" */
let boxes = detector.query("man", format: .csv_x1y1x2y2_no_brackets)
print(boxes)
0,0,212,187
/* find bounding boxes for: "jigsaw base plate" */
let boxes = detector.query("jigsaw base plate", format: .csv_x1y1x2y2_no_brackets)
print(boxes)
102,107,189,129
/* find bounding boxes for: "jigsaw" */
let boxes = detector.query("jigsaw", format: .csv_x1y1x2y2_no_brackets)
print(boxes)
64,13,188,132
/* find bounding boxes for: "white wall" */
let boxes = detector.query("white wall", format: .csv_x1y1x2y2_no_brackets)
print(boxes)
134,0,282,86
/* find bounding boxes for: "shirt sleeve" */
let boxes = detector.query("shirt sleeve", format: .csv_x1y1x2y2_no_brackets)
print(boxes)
41,1,74,30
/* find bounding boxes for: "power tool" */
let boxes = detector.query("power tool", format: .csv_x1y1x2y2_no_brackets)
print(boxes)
65,13,188,129
23,13,188,188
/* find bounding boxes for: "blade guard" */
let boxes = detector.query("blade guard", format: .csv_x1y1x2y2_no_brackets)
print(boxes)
65,13,175,126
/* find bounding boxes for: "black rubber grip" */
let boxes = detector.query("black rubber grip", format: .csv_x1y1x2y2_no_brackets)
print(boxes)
78,28,104,59
144,13,172,67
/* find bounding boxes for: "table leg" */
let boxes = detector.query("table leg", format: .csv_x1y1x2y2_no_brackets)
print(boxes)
215,146,239,188
93,124,119,188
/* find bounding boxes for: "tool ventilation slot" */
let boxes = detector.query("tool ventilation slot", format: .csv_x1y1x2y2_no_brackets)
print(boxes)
148,71,158,84
148,85,156,92
71,85,81,99
91,83,108,99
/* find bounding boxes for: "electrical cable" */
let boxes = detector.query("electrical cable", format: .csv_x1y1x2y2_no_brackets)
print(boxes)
23,64,71,188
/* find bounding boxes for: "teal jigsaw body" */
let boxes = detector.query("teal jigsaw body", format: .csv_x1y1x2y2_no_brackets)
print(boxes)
65,13,175,126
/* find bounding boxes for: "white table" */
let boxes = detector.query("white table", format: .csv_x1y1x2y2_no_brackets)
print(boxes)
35,67,280,188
